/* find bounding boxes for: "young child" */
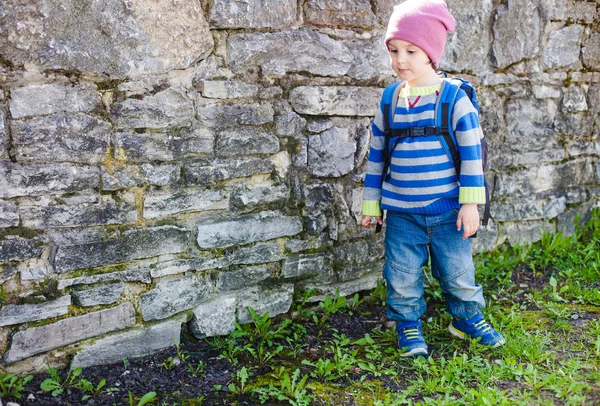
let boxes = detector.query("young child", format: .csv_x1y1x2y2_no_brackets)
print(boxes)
361,0,505,357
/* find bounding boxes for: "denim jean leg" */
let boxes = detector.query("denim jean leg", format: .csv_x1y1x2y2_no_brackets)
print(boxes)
384,211,430,322
429,209,485,319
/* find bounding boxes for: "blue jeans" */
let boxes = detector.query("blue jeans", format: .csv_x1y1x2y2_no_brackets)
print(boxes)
383,209,485,322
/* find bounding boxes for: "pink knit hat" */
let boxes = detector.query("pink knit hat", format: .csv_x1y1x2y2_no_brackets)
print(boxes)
385,0,456,67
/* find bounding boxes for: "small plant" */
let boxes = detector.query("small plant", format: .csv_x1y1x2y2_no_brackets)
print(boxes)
160,356,177,370
174,339,190,363
313,290,347,331
0,373,33,399
293,288,316,320
74,377,118,401
40,367,83,397
188,360,207,378
128,390,157,406
123,358,130,369
253,367,313,406
228,366,251,394
346,292,364,314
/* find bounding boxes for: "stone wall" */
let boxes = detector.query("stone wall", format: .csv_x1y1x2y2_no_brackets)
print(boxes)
0,0,598,372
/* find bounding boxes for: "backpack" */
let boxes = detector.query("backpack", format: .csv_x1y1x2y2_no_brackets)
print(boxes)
378,77,490,231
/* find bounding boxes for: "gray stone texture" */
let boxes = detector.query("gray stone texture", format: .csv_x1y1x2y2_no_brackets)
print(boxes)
291,86,382,116
190,296,237,338
0,201,19,228
54,226,190,273
505,98,558,152
58,269,152,289
209,0,297,29
216,266,271,291
582,32,600,68
143,188,227,219
71,320,181,369
11,114,111,164
4,303,136,364
275,112,307,137
543,25,584,69
140,274,212,321
150,257,229,278
562,86,588,113
228,28,353,77
304,0,377,28
0,295,71,327
0,110,7,159
0,0,213,78
101,163,180,190
197,102,274,128
492,0,541,68
111,88,195,129
200,81,260,99
308,127,357,177
230,185,288,212
216,128,280,157
72,283,124,307
237,284,294,323
0,162,100,199
184,158,274,185
19,258,54,281
9,83,100,119
230,242,284,265
0,237,44,263
282,253,333,282
196,211,302,249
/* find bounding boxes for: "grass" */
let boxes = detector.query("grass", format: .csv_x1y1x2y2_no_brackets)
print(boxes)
5,209,600,405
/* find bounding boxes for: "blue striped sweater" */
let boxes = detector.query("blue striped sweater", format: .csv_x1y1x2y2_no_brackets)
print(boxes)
362,82,486,216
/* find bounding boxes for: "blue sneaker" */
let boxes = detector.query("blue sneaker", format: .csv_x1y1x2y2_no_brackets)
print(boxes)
396,321,428,357
449,312,506,347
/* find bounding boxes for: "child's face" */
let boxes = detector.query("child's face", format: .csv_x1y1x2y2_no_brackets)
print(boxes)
387,39,436,86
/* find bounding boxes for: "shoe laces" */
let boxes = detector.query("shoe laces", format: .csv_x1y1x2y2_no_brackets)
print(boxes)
474,319,492,333
401,328,421,340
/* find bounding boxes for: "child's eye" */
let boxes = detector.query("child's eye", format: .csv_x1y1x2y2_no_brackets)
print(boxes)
389,49,397,54
407,50,415,54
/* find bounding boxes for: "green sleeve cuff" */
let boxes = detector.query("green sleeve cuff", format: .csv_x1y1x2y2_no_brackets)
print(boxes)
362,200,382,216
459,187,486,205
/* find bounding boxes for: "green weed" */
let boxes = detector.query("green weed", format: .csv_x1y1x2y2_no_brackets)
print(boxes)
0,373,33,399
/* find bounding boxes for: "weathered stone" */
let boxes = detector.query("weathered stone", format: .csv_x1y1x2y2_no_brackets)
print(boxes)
532,85,562,99
229,28,353,77
336,261,382,282
216,266,271,291
505,98,558,152
9,83,100,119
197,102,274,128
0,111,6,159
0,237,44,263
0,162,100,199
501,220,555,246
210,0,296,28
543,25,584,69
0,266,17,284
4,303,136,364
567,140,600,158
281,253,333,281
334,239,383,265
19,258,54,281
0,201,19,228
237,284,294,323
11,114,110,164
554,114,594,137
101,163,180,190
304,272,380,303
71,320,181,369
184,158,273,185
144,188,227,220
111,88,195,129
140,274,212,321
0,0,213,78
304,0,377,28
308,127,357,177
275,112,307,137
72,283,124,307
304,184,335,210
150,257,229,278
491,196,567,222
230,185,288,212
291,86,382,116
200,81,260,99
583,31,600,68
492,0,541,68
292,138,309,167
54,226,190,273
190,296,236,338
196,211,302,249
216,128,279,157
562,86,588,113
58,269,152,289
0,295,71,327
230,242,284,265
307,119,335,134
442,0,493,74
495,159,596,197
285,235,332,253
20,201,137,229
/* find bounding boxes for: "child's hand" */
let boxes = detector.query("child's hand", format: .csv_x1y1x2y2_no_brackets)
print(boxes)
361,215,383,229
457,204,479,240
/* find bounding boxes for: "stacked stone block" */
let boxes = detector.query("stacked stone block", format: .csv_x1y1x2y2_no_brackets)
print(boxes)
0,0,598,372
